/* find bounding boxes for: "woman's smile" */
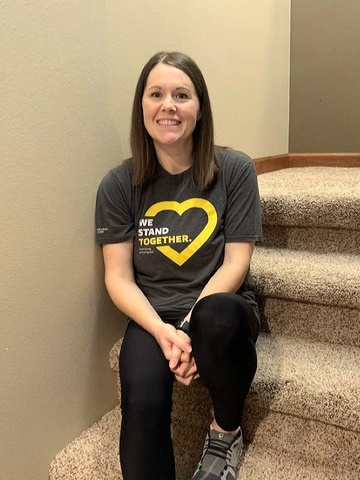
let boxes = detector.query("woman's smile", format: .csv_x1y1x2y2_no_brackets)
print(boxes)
157,118,181,126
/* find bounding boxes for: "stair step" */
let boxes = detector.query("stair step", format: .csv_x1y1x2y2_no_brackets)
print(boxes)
49,406,360,480
252,247,360,310
109,332,360,433
240,409,360,480
258,167,360,230
251,334,360,432
259,297,360,347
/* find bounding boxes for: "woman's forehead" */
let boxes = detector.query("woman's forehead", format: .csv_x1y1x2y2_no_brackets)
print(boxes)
145,63,196,91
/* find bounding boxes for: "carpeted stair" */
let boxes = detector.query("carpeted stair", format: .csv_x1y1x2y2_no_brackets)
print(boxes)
49,166,360,480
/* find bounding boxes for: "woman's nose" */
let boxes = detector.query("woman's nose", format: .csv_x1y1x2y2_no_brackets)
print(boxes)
161,95,176,112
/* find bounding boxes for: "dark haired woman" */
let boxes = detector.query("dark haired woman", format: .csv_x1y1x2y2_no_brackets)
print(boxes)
96,51,262,480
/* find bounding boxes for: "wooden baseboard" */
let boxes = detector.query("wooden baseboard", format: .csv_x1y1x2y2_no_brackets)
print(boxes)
254,153,360,175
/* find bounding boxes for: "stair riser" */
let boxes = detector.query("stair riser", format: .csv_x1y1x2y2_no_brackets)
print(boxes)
260,198,359,230
262,225,359,255
258,297,360,348
246,388,359,433
252,253,360,311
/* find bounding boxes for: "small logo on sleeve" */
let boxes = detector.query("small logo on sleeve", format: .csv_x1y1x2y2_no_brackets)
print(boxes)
96,227,109,234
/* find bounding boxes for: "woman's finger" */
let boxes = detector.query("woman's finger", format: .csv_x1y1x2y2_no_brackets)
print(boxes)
171,359,197,378
169,344,182,369
180,350,191,363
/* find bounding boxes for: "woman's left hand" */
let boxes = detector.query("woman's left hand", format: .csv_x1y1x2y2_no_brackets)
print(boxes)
172,356,199,386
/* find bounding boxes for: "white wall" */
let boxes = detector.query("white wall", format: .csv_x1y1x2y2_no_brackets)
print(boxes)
1,1,290,479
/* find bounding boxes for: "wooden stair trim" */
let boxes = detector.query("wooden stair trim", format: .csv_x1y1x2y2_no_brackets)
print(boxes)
254,153,360,174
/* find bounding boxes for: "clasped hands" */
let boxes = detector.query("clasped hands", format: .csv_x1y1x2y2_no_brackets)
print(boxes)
170,329,199,386
154,322,199,386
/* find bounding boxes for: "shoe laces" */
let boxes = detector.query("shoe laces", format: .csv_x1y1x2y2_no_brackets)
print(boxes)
203,433,234,461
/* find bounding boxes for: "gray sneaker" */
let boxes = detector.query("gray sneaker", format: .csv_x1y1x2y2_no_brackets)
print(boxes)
191,427,244,479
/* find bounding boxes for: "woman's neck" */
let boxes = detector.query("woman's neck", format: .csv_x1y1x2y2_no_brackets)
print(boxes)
154,141,193,175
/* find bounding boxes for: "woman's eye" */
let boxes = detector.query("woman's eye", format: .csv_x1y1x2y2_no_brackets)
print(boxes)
150,92,161,98
176,93,188,100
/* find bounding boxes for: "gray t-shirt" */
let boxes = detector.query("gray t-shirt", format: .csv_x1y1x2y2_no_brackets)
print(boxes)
96,148,263,322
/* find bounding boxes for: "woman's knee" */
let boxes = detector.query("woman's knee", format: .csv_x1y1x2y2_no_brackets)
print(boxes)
190,293,257,339
121,391,172,421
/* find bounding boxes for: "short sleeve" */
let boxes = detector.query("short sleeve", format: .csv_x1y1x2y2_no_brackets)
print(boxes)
95,164,136,244
223,151,263,243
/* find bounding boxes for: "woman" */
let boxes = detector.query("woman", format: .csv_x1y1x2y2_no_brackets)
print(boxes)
96,51,262,480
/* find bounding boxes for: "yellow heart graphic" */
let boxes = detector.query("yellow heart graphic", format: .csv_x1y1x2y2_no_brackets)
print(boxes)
145,198,218,266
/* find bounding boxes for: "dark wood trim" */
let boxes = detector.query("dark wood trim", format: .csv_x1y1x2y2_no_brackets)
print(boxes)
254,153,360,174
289,153,360,168
253,154,288,174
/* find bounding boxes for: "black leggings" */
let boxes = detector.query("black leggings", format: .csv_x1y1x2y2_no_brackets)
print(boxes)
119,293,259,480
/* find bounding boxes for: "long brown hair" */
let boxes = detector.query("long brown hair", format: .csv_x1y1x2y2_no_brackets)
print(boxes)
130,51,219,191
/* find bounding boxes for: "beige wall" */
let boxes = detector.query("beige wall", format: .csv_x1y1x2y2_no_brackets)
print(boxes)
1,1,290,479
290,0,360,152
105,0,290,159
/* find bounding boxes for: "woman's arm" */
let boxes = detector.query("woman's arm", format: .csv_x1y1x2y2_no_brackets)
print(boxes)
102,241,192,365
184,241,255,321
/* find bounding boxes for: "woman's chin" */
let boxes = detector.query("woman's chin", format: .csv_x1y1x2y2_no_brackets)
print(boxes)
154,135,181,146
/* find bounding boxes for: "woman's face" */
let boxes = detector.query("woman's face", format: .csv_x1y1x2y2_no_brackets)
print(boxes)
142,63,201,150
